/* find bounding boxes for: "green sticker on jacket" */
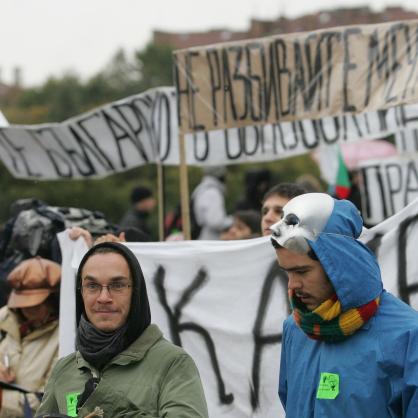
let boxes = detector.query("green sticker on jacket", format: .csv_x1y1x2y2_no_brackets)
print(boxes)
66,392,80,417
316,372,339,399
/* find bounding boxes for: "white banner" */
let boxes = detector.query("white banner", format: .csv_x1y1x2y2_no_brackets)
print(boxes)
359,154,418,225
361,197,418,307
58,200,418,417
2,87,418,180
0,110,8,127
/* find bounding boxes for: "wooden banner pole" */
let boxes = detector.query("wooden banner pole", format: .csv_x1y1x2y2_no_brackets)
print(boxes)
157,162,165,241
178,129,191,240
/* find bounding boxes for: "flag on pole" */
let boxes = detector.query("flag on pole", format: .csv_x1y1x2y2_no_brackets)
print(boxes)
334,149,351,199
314,144,351,199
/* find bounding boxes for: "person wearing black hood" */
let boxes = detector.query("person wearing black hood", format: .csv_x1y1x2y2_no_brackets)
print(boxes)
36,242,208,418
119,186,156,239
235,168,271,212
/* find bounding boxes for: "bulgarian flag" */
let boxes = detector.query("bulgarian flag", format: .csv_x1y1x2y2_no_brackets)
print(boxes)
334,149,351,198
315,144,351,199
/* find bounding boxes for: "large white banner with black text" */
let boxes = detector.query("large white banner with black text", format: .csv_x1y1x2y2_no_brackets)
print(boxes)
58,199,418,417
2,87,418,179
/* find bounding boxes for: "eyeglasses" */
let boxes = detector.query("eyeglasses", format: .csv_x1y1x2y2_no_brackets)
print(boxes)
80,282,132,296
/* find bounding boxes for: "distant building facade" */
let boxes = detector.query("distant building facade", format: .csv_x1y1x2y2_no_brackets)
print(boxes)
153,6,418,49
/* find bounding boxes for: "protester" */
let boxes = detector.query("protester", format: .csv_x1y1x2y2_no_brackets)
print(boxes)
295,174,323,193
235,168,271,212
0,257,60,417
0,198,115,311
191,166,230,240
261,183,306,236
36,242,208,417
0,199,51,309
270,193,418,417
221,210,261,240
119,186,156,238
346,169,365,211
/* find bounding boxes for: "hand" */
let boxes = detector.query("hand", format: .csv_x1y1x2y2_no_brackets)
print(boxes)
68,227,93,248
0,364,15,383
94,232,126,245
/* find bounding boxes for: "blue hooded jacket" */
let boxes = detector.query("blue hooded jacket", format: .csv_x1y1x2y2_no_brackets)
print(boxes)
277,195,418,417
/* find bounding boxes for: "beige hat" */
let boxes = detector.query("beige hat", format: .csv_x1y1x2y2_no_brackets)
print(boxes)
7,257,61,309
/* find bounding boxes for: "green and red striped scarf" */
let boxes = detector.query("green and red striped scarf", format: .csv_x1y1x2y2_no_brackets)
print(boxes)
290,291,380,342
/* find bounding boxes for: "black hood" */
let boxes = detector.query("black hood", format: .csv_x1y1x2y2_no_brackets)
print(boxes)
75,241,151,347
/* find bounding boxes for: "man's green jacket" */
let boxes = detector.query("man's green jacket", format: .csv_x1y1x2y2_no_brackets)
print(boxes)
36,324,209,418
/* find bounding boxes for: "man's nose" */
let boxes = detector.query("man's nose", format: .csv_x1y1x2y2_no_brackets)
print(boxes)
287,273,301,291
97,286,112,302
264,210,275,225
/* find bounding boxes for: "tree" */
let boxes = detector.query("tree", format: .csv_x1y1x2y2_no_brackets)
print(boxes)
135,43,174,89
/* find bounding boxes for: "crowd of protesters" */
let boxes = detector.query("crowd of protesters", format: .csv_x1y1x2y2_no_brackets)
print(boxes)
1,164,413,418
0,167,311,416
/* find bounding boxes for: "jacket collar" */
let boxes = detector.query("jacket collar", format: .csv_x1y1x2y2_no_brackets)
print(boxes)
76,324,162,371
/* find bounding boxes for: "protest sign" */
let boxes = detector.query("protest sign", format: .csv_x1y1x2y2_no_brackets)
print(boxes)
174,20,418,134
0,88,177,180
58,199,418,416
361,197,418,307
2,86,418,180
359,155,418,224
395,127,418,153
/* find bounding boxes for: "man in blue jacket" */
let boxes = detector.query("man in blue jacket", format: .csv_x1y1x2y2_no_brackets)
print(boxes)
270,193,418,418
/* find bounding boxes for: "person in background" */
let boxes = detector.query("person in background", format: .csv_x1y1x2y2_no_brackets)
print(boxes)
0,257,60,417
235,169,272,212
295,174,323,193
119,186,156,239
36,242,208,418
270,193,418,417
221,210,261,240
260,183,307,236
346,170,362,211
192,166,230,240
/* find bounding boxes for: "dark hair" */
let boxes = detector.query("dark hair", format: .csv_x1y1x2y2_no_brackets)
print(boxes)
234,210,261,234
45,291,60,315
115,226,151,242
130,186,152,204
270,239,318,260
262,183,307,204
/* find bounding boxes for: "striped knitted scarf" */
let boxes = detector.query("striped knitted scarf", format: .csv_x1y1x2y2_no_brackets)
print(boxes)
290,291,380,342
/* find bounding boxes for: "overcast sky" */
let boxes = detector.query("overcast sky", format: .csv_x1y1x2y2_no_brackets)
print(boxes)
1,0,418,86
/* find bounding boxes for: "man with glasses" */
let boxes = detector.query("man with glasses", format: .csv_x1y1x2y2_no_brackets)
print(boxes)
36,242,208,418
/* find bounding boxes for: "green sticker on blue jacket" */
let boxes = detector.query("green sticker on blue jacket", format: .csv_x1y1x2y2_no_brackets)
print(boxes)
316,372,339,399
66,392,80,417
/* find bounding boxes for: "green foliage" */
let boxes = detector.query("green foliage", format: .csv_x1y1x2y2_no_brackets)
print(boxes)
135,43,174,89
